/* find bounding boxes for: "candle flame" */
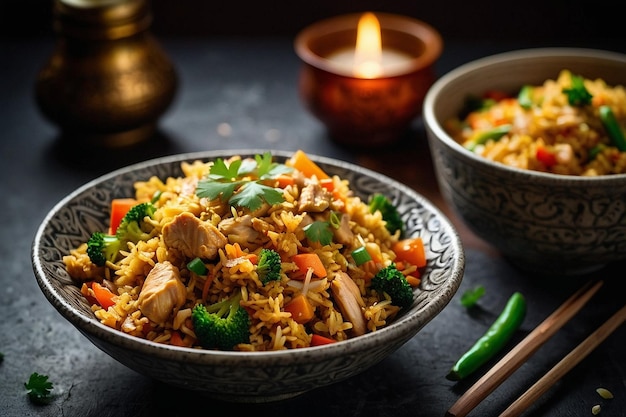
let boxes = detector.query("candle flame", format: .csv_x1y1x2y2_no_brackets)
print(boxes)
354,12,382,78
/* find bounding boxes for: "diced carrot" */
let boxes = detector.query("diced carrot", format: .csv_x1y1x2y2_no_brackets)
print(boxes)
286,149,329,180
406,274,422,287
291,253,327,278
109,198,137,234
275,174,295,188
169,331,186,347
92,281,116,310
592,95,607,107
284,294,314,324
246,253,259,265
392,237,427,268
319,177,334,192
310,334,337,346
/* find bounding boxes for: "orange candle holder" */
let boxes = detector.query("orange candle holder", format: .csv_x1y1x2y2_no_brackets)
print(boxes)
294,12,442,147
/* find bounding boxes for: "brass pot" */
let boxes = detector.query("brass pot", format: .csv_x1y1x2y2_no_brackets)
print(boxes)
35,0,178,147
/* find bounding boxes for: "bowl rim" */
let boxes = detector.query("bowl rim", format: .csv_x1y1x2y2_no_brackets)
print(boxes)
423,47,626,183
32,148,465,365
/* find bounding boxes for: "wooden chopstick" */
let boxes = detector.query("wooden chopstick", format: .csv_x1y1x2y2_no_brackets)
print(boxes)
499,301,626,417
446,279,604,417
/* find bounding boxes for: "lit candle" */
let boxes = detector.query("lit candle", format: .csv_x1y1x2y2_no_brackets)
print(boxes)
325,12,414,78
294,11,442,146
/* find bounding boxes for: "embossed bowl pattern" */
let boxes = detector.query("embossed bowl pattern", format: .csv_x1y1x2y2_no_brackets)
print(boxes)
423,48,626,275
32,149,465,402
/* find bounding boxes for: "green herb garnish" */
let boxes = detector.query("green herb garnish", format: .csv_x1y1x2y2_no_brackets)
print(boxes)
303,212,340,245
562,74,593,106
460,285,486,308
24,372,54,404
196,152,293,211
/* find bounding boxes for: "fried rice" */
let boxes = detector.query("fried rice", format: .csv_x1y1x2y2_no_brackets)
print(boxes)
63,151,423,351
445,69,626,175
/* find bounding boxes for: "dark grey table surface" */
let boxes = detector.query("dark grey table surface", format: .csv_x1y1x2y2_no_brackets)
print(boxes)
2,35,626,417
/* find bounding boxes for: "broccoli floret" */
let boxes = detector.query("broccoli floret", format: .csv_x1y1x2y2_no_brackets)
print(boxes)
86,231,122,267
371,264,414,309
368,193,404,235
115,202,156,242
257,248,281,284
191,290,251,350
86,202,156,267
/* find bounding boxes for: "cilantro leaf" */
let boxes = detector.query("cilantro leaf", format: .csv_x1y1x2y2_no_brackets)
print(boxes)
255,153,293,179
562,74,593,106
196,179,242,202
304,221,334,245
460,285,485,308
196,152,292,210
238,158,258,177
209,157,242,180
265,163,293,179
229,182,284,211
25,372,54,405
255,152,274,177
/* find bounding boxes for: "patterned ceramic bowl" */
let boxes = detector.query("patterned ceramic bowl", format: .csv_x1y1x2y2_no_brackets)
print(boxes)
423,48,626,276
31,149,464,403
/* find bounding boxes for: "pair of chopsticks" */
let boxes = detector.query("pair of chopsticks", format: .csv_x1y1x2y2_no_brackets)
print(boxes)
446,279,626,417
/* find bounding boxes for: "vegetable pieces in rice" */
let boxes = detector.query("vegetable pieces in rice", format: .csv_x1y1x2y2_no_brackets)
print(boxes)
446,70,626,176
63,150,427,351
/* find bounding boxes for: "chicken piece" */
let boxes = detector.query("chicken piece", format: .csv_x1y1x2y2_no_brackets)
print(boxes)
298,181,332,213
333,213,354,246
162,212,227,259
331,271,366,336
218,214,260,248
137,261,187,325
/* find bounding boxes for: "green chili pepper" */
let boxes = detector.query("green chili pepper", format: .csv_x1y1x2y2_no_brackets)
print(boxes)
599,105,626,151
446,291,526,381
517,85,534,109
465,124,512,152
